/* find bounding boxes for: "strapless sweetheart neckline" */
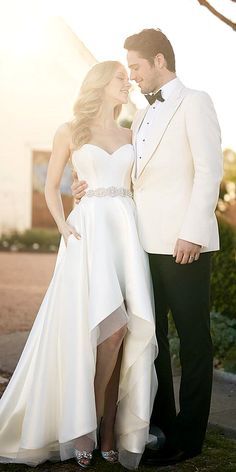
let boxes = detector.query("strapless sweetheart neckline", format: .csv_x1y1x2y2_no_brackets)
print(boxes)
80,143,133,157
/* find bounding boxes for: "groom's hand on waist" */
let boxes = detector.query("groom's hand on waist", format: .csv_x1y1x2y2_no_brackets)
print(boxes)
173,239,201,264
71,170,88,203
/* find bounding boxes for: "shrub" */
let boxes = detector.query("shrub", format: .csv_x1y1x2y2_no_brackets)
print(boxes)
210,312,236,362
223,346,236,373
0,228,60,253
168,313,180,366
210,217,236,319
168,311,236,373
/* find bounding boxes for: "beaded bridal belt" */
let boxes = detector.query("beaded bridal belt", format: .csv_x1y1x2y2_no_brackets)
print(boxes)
85,186,133,198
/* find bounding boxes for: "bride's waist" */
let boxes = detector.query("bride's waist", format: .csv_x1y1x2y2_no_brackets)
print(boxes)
83,186,133,198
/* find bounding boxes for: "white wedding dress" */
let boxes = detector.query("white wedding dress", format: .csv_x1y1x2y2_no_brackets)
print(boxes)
0,143,158,470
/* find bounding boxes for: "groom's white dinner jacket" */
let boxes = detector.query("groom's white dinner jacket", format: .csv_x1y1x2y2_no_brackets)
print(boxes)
131,78,223,255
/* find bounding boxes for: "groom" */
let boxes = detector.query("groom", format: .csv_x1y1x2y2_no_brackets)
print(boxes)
72,29,223,466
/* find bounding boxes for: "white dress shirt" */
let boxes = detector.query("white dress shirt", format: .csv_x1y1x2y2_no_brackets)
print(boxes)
136,77,181,175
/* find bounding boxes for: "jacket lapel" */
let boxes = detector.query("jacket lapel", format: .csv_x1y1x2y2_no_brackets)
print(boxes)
131,107,149,181
132,107,149,142
135,82,187,179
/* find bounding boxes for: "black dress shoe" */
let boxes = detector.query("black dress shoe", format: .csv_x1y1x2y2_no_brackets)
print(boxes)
146,425,166,451
142,444,199,467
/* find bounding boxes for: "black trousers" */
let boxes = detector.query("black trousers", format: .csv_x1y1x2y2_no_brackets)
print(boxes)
148,253,213,455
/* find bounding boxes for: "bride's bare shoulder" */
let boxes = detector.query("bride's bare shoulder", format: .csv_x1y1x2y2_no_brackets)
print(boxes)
54,122,73,149
55,122,71,138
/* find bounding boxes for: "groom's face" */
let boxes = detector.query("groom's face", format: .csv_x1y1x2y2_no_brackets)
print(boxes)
127,50,159,94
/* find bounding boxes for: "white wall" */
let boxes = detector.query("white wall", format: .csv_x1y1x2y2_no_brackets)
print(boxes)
0,18,96,233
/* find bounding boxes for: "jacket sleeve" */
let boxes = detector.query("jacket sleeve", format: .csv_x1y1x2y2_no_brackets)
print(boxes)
178,91,223,247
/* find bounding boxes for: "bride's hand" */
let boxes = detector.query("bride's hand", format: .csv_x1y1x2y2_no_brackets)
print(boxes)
59,222,81,246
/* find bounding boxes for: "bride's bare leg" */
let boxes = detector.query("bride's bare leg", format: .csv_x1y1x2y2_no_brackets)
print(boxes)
100,344,123,451
94,326,127,427
74,324,126,464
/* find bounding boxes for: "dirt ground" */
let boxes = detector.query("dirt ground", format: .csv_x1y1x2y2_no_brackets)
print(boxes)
0,252,56,334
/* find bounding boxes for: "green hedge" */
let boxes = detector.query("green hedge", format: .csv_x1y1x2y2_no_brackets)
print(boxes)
210,217,236,319
211,312,236,371
0,228,60,253
168,312,236,373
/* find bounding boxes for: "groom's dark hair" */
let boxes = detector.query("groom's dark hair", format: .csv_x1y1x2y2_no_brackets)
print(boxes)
124,28,176,72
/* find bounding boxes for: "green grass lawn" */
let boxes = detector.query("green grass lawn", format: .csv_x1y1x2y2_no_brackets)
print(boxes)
0,429,235,472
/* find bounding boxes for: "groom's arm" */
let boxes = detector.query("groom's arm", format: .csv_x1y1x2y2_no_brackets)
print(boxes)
71,170,88,203
178,91,223,250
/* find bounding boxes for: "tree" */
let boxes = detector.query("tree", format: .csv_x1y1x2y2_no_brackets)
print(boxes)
197,0,236,31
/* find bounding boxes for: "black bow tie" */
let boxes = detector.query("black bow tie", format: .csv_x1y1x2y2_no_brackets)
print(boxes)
145,89,165,105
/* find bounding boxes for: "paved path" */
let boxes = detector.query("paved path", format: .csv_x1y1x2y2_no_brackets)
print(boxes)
0,252,56,333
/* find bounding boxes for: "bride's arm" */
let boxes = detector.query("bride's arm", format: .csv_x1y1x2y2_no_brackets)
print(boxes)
45,123,80,243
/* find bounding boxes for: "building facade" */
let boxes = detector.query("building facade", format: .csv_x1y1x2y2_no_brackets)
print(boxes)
0,17,97,233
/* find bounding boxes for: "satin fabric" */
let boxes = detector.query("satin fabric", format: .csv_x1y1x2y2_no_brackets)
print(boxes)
0,144,158,469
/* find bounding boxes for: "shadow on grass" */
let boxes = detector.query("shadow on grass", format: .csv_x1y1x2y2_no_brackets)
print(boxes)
0,429,235,472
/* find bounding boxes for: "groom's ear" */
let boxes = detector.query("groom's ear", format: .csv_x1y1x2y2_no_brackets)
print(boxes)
154,53,166,69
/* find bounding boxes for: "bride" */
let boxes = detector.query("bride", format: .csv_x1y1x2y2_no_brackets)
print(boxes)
0,61,158,470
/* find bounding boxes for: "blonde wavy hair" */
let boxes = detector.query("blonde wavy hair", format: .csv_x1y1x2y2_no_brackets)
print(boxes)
71,61,123,149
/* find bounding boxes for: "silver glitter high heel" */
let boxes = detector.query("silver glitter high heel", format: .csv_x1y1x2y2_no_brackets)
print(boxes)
74,449,93,468
101,449,119,463
98,417,119,464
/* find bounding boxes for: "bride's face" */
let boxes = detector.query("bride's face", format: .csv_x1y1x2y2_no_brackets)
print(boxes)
104,66,131,104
